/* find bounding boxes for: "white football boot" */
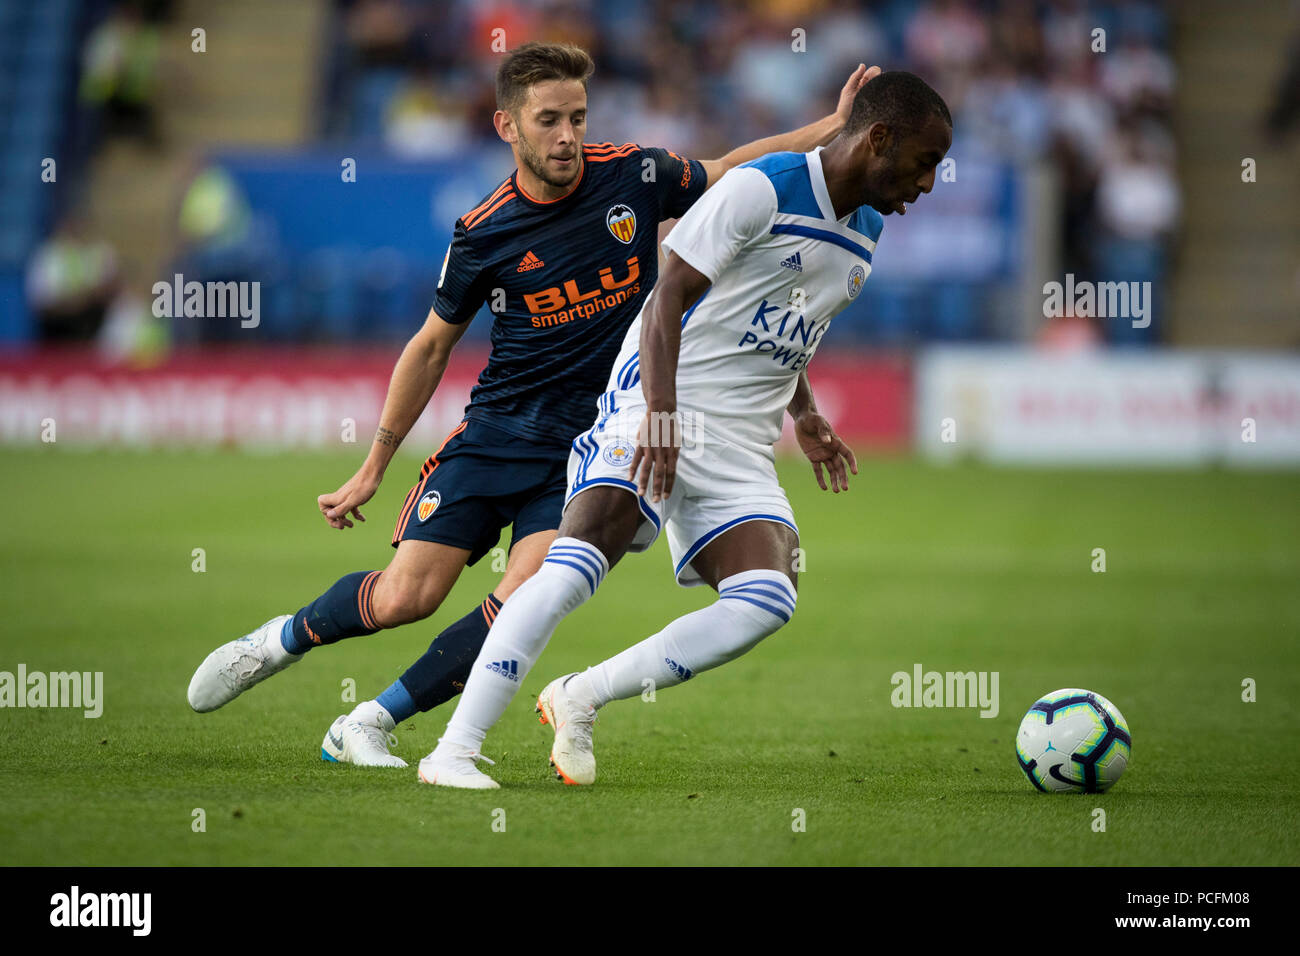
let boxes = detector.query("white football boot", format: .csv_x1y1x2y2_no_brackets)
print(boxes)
187,614,299,712
417,740,499,789
535,673,597,785
321,701,407,768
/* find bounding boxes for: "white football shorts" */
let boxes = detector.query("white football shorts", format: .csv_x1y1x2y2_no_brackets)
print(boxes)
565,402,798,587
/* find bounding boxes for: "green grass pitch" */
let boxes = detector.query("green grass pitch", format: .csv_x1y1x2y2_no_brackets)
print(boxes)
1,447,1297,865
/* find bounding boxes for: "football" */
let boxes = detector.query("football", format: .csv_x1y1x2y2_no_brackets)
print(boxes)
1016,689,1131,793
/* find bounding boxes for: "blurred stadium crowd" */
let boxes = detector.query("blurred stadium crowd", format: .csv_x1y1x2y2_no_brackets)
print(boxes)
328,0,1178,320
0,0,1201,350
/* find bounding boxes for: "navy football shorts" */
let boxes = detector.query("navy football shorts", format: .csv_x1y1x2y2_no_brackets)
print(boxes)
391,418,568,565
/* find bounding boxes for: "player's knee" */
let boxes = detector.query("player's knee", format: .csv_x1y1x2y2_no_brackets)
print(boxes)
496,555,544,602
537,541,607,612
371,574,442,626
717,571,797,639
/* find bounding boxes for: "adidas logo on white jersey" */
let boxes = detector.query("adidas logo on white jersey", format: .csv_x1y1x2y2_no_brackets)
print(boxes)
779,252,803,272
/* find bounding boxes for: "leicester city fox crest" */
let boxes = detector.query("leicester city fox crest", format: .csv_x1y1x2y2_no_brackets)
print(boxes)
602,437,636,467
847,265,866,300
606,204,637,244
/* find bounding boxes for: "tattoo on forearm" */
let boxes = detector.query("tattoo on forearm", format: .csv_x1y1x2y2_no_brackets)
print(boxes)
375,427,400,448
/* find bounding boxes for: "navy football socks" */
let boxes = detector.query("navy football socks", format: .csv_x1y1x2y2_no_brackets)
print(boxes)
376,593,503,722
281,570,383,654
278,575,502,725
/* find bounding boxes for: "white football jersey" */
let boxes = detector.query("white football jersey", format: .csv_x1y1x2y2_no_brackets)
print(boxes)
600,146,884,450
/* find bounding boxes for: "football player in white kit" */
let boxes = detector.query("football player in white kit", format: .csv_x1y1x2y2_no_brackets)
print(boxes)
420,71,953,788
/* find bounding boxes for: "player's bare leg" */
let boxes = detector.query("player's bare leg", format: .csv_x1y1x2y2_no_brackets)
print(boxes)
325,531,554,767
686,519,798,592
367,540,472,626
420,487,642,788
550,485,646,566
499,530,559,594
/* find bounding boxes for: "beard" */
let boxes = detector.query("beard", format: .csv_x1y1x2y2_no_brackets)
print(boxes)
517,130,580,189
866,142,902,214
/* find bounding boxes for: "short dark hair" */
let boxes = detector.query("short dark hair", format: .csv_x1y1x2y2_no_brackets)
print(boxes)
842,70,951,137
496,42,595,114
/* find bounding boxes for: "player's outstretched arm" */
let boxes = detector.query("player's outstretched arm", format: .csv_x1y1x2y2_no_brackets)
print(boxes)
318,307,470,529
787,369,858,494
699,63,880,189
629,252,712,503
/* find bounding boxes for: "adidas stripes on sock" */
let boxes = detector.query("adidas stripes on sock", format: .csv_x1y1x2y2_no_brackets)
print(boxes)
440,538,608,752
567,569,796,710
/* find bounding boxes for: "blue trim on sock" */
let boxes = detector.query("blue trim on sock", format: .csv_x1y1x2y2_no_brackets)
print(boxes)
548,545,606,583
376,679,417,725
719,583,796,612
720,593,792,623
281,615,312,655
544,556,597,594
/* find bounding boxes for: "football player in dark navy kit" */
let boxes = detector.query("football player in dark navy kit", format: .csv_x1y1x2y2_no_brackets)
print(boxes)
187,42,879,767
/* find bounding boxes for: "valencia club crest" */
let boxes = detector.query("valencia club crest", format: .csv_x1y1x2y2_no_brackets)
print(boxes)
606,204,636,244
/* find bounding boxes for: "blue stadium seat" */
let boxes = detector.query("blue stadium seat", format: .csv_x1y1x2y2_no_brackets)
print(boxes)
299,246,364,341
31,0,75,30
357,246,418,343
10,107,58,145
23,27,70,66
0,2,26,33
350,69,405,141
928,282,981,341
863,283,915,346
0,267,33,343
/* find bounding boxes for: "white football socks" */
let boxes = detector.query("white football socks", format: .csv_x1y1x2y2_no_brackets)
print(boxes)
351,699,396,733
439,538,609,752
567,569,796,710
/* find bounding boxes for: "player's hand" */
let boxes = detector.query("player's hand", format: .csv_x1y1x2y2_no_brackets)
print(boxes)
794,412,858,493
629,409,680,503
318,468,379,529
835,63,882,127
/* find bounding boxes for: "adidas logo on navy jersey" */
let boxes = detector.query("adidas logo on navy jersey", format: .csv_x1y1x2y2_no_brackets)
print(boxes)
516,250,544,273
486,659,520,681
779,252,803,273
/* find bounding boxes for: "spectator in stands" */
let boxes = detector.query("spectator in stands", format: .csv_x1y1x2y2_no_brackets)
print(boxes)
384,66,472,158
170,158,276,343
1093,119,1180,345
97,280,171,365
26,216,121,342
906,0,990,106
345,0,417,68
1097,27,1175,115
907,0,991,72
77,2,162,147
297,0,1183,348
1042,0,1093,68
176,160,253,253
963,44,1052,160
1049,56,1116,276
1263,24,1300,141
1037,307,1103,351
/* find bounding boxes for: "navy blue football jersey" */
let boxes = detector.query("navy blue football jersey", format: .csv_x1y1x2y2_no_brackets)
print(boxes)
432,142,707,447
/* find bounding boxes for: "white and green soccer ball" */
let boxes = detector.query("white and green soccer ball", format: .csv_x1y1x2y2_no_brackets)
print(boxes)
1016,689,1131,793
